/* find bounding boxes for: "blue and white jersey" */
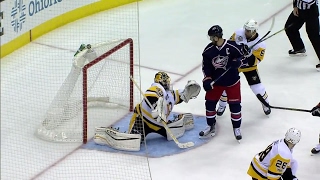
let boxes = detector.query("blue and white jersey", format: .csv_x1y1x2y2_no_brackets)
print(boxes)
202,40,244,86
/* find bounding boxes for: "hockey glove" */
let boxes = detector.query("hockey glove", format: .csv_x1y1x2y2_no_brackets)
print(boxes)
311,102,320,117
241,44,252,58
203,77,214,91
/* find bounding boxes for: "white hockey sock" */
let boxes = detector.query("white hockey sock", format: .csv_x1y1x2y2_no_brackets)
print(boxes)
218,90,228,107
250,83,269,103
315,144,320,151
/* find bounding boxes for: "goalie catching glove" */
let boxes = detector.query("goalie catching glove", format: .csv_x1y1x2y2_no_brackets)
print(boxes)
180,80,201,103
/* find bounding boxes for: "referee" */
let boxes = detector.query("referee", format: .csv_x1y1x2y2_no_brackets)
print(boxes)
285,0,320,70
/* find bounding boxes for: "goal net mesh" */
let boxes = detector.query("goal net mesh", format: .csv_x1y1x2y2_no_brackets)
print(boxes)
1,1,152,180
35,39,135,143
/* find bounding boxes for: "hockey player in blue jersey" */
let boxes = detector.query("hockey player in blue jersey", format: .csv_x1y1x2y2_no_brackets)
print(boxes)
200,25,250,141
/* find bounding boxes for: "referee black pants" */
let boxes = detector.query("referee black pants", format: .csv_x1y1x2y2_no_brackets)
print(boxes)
285,4,320,61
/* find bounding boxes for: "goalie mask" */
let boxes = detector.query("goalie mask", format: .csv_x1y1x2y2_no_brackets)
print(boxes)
154,72,171,90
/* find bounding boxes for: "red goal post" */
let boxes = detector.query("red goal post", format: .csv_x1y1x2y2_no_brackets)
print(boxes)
36,38,138,143
82,38,134,143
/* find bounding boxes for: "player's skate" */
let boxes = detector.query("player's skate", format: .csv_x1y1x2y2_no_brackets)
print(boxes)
217,105,226,116
316,64,320,71
262,104,271,115
311,144,320,155
199,124,216,138
233,128,242,143
288,48,306,57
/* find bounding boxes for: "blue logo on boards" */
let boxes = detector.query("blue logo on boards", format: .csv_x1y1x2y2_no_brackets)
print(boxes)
11,0,26,32
10,0,62,33
28,0,62,16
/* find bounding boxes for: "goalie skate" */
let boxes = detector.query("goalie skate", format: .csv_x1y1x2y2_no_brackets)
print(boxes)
199,124,216,138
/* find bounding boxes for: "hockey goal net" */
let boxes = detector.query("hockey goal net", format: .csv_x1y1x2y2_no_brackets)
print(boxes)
35,38,137,143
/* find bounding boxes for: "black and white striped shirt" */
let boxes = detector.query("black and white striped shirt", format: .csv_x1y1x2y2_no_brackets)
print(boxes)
294,0,318,10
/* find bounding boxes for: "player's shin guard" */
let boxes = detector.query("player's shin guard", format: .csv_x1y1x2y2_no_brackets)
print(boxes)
217,91,227,116
205,100,217,126
250,84,271,115
229,103,242,140
200,101,217,137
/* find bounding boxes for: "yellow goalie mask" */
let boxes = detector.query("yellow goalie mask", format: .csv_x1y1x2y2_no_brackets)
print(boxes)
154,72,171,90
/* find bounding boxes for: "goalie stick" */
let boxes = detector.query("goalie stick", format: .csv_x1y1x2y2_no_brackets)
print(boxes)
211,17,276,85
129,76,195,149
256,94,312,113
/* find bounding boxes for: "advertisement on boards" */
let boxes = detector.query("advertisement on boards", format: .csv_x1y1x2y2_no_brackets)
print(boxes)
0,0,97,46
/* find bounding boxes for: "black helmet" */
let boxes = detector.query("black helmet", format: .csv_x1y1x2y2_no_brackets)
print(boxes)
208,25,223,38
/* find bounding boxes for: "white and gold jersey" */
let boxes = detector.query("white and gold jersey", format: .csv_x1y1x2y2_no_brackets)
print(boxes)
247,139,293,180
230,28,266,72
132,83,183,131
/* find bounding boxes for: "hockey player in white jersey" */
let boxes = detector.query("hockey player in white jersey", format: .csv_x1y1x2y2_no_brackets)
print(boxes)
247,128,301,180
311,102,320,154
217,19,271,116
93,72,201,151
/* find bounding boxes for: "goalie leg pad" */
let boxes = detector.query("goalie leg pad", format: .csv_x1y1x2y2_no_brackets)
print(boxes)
166,117,185,141
93,127,141,152
175,113,194,131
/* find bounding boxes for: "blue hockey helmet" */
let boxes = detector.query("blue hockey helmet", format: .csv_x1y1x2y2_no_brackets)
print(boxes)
208,25,223,38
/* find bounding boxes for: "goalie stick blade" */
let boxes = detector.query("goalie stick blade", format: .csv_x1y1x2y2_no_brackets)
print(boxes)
256,94,271,107
178,142,194,148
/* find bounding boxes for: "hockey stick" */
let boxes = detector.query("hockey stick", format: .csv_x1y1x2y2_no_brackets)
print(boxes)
211,17,276,85
258,22,294,45
256,94,312,113
129,76,195,149
249,16,275,49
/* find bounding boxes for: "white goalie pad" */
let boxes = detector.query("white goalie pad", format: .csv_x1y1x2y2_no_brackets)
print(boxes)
93,127,141,151
166,117,185,141
173,113,194,131
180,80,201,103
181,113,194,130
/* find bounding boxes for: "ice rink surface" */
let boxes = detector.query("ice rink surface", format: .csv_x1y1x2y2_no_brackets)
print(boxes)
1,0,320,179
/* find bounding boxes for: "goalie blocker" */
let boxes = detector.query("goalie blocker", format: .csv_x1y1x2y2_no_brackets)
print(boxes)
93,113,194,151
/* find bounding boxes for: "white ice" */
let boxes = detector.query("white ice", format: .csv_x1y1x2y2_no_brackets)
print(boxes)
1,0,320,179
